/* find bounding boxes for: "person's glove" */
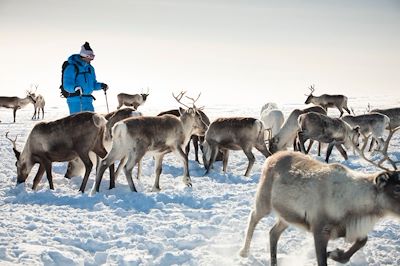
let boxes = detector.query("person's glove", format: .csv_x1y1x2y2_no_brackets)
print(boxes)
74,87,82,95
101,83,109,91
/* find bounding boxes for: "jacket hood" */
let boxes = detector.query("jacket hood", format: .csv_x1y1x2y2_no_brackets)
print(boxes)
67,54,89,67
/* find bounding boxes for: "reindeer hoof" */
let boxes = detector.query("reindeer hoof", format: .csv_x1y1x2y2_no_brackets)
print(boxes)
186,183,193,187
328,248,349,263
151,186,161,192
239,248,249,258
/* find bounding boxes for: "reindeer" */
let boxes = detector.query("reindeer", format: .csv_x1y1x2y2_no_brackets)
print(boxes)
117,88,149,109
260,103,284,138
304,84,351,117
7,112,108,192
297,112,360,163
65,108,142,189
202,117,271,177
239,150,400,266
29,84,45,120
0,90,36,123
92,92,208,193
157,107,223,163
342,112,390,151
269,105,326,154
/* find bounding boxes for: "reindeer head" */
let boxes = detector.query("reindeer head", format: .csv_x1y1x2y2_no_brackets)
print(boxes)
140,87,150,101
373,171,400,214
304,84,315,104
6,132,32,184
173,91,208,136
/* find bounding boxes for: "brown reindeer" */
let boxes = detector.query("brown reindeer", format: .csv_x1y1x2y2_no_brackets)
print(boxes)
64,108,142,190
93,92,208,193
297,111,360,163
202,117,271,177
117,89,149,109
304,84,351,117
157,108,223,163
0,91,36,122
240,150,400,266
7,112,108,192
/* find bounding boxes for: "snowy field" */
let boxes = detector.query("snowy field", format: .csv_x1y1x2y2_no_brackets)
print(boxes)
1,95,400,266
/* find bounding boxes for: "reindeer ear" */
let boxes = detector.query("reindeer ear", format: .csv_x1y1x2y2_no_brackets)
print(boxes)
375,172,390,189
179,107,185,115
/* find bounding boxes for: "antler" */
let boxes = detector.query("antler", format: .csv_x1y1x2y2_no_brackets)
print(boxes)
5,131,21,160
352,126,400,171
5,132,17,149
305,84,315,96
172,91,191,108
185,92,202,108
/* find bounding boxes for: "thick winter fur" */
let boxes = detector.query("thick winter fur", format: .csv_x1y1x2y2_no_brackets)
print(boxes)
0,92,36,123
157,108,223,163
240,151,400,266
93,107,208,193
269,106,326,153
13,112,108,192
65,108,142,189
260,103,284,138
305,93,351,117
370,107,400,129
117,93,149,109
342,113,390,150
297,111,360,162
202,117,271,177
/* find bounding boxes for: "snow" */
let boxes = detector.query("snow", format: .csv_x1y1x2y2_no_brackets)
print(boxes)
1,96,400,266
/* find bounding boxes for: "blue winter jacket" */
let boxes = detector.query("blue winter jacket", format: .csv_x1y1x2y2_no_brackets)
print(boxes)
63,54,103,113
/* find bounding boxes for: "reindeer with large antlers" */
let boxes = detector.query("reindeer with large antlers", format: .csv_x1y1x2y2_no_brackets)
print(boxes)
92,91,208,193
0,90,36,123
304,84,351,117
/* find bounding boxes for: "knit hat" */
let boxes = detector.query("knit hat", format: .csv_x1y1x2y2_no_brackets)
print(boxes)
80,42,95,59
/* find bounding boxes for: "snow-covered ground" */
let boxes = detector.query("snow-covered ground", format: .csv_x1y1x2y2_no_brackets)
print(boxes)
1,95,400,266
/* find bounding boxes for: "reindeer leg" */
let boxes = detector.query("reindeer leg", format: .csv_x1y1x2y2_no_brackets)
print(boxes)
13,108,17,123
123,152,139,192
243,148,255,177
313,223,330,266
205,145,218,174
193,136,200,163
328,237,367,264
222,149,229,173
297,131,308,153
336,144,348,160
152,153,165,191
306,139,315,154
326,143,335,163
32,163,45,190
79,154,93,193
318,142,322,156
176,147,192,187
108,163,115,190
239,201,272,258
270,219,289,266
43,160,54,190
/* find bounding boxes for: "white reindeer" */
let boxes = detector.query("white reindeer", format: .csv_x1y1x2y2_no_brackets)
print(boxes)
260,103,284,138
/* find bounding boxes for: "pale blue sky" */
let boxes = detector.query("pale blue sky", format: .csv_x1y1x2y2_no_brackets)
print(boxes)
0,0,399,110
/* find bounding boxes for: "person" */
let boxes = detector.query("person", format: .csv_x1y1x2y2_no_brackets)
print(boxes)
62,42,108,114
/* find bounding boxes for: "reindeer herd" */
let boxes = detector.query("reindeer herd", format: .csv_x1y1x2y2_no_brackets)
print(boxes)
2,84,400,266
